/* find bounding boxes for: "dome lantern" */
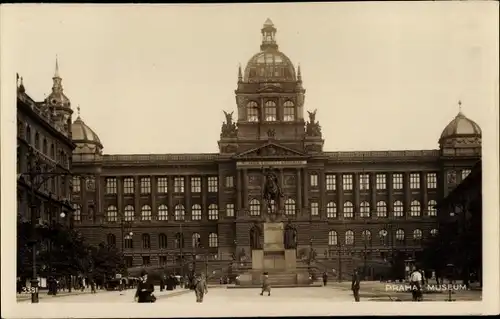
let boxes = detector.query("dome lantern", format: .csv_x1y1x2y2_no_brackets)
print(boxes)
439,101,481,148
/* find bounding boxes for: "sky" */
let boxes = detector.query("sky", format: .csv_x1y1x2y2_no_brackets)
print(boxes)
2,2,498,154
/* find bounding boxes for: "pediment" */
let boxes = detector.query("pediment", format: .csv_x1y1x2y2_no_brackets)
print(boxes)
234,142,305,158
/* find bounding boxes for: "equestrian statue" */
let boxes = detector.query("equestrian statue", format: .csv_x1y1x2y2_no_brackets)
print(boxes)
262,169,285,217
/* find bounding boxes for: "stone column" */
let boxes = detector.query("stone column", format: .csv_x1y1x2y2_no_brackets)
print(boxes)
404,172,411,219
353,173,360,218
337,173,343,220
134,176,140,220
167,176,173,219
151,175,157,220
370,172,376,218
421,173,428,216
201,176,207,222
236,170,242,211
319,171,326,218
302,168,309,210
117,177,123,220
261,173,266,214
185,176,191,220
296,168,302,211
387,173,394,216
279,168,284,211
243,169,248,209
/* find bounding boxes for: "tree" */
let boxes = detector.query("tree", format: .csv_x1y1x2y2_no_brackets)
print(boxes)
89,242,125,281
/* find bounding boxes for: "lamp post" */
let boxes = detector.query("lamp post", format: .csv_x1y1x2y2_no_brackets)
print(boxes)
18,146,86,303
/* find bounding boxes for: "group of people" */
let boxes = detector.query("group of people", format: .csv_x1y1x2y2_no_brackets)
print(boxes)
16,275,99,295
134,270,209,303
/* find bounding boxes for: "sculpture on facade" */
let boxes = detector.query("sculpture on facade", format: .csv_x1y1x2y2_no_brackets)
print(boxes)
306,109,322,137
221,111,238,138
262,169,284,216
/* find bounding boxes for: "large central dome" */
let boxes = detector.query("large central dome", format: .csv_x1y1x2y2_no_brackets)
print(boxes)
243,19,297,83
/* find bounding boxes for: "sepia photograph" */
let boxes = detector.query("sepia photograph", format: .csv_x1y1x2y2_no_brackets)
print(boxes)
1,2,499,317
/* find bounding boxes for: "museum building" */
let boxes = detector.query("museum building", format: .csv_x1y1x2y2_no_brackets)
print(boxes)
63,20,482,270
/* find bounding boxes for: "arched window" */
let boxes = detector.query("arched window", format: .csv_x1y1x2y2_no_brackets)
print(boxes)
343,201,354,218
328,230,338,246
413,229,423,241
26,125,31,143
141,205,152,221
345,230,354,245
427,200,437,216
42,138,48,155
360,201,370,218
283,101,295,121
284,198,296,215
175,232,184,248
410,200,421,217
124,233,133,249
208,233,218,248
73,204,81,222
326,202,337,218
208,204,218,220
430,229,438,237
393,200,404,217
192,233,201,248
34,132,40,149
107,233,116,247
379,229,388,245
396,229,405,242
246,101,259,122
362,230,372,245
191,204,202,220
264,101,277,121
106,205,118,222
142,234,151,249
124,205,135,221
376,201,387,218
175,204,185,221
249,199,260,216
158,204,168,221
159,233,167,249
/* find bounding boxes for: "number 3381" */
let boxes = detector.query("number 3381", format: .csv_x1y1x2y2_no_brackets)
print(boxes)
22,287,37,293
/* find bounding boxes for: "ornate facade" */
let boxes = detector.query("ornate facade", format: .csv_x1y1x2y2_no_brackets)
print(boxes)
68,20,482,271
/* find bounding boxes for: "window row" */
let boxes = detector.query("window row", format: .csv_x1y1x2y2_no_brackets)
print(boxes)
102,176,231,195
104,203,229,222
246,100,296,122
327,228,438,246
107,232,219,249
321,200,438,218
18,121,70,167
314,173,439,191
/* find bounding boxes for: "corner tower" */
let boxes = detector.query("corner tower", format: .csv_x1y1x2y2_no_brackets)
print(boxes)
220,19,321,155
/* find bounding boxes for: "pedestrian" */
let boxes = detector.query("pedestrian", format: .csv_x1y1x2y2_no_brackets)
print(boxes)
194,273,208,303
351,269,360,302
260,272,271,296
409,267,423,302
90,278,97,294
134,270,156,303
160,275,165,292
322,272,328,286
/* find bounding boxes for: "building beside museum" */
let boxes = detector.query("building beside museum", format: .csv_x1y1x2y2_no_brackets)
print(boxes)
62,20,482,274
17,62,76,228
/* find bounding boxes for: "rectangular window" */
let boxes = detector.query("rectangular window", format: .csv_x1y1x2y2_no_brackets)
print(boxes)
461,169,471,180
326,174,336,191
159,256,167,266
410,173,420,189
310,202,319,216
157,177,168,193
208,176,218,193
226,203,235,217
72,176,81,193
123,177,134,194
105,177,117,194
376,174,386,190
310,174,318,187
142,256,150,266
342,174,353,191
393,174,403,190
140,177,151,194
359,174,370,190
426,173,437,189
225,176,234,188
191,177,201,193
174,177,184,193
125,256,133,268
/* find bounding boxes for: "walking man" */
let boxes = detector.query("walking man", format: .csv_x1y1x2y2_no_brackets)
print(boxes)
322,272,328,286
194,273,208,303
351,269,360,302
135,270,156,303
260,272,271,296
410,267,423,302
